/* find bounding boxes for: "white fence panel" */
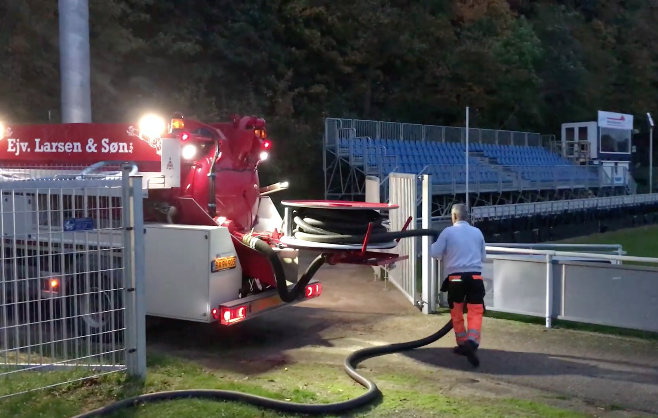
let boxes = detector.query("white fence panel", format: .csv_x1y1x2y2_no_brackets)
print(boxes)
435,244,658,333
365,176,380,204
388,173,417,304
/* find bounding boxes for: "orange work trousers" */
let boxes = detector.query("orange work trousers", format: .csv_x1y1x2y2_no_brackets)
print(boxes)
443,272,485,348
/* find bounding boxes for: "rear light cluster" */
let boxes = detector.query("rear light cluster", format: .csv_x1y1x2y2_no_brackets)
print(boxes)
212,306,247,325
212,282,322,326
305,283,322,298
259,139,272,162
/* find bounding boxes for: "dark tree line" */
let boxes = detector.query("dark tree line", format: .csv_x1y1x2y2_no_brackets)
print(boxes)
1,0,658,196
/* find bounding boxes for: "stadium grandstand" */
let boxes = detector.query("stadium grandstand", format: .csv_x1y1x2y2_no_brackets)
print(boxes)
323,116,658,242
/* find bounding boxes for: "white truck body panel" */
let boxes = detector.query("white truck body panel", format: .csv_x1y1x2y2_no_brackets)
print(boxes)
144,223,242,322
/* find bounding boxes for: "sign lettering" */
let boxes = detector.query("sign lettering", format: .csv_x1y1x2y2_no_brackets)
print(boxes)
5,137,137,157
0,123,164,165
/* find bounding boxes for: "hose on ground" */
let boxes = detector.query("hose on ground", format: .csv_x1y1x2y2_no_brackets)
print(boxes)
71,320,454,417
70,207,452,417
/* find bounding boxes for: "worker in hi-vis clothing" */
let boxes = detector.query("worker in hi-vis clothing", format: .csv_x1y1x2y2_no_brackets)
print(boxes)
429,203,487,367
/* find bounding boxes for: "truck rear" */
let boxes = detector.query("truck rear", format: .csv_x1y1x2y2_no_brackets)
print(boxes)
0,113,321,338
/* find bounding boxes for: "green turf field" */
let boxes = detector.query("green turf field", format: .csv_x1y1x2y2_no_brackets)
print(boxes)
558,224,658,258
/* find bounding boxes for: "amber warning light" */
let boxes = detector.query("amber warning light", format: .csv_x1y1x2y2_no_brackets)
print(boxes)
171,118,185,130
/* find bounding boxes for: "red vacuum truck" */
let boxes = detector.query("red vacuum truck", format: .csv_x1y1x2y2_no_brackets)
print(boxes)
0,113,409,336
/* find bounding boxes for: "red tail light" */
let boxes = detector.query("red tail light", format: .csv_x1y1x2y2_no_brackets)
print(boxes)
211,308,219,320
181,132,190,141
220,305,247,325
305,283,322,299
262,139,271,149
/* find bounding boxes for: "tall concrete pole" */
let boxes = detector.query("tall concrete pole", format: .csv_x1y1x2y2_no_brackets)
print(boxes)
59,0,92,123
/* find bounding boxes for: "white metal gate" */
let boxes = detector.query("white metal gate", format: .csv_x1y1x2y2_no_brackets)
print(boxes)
387,173,417,304
0,166,145,399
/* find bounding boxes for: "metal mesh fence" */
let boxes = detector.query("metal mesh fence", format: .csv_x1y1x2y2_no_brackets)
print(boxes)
0,170,133,399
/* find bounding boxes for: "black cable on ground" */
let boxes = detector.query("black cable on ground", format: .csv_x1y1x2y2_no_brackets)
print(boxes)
72,320,453,417
72,207,451,417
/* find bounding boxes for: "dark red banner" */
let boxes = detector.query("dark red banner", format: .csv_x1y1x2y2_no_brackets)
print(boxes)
0,123,163,166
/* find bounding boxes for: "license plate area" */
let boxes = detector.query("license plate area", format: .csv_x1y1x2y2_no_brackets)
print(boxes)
211,256,237,273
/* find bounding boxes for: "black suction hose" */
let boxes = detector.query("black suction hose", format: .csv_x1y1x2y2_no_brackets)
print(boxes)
71,321,453,417
71,207,452,417
241,234,327,303
73,321,452,418
244,207,441,303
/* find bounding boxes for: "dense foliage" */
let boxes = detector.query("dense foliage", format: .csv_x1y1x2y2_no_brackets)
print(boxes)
1,0,657,196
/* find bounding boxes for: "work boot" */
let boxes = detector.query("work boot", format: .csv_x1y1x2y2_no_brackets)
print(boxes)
463,340,480,368
453,345,468,356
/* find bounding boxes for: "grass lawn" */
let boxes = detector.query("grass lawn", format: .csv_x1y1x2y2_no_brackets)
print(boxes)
1,352,601,418
557,224,658,258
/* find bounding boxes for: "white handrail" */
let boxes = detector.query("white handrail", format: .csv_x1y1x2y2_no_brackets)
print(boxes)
490,243,622,250
486,246,658,264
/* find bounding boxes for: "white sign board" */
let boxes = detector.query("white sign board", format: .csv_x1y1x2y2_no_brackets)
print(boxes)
160,137,181,188
598,111,633,130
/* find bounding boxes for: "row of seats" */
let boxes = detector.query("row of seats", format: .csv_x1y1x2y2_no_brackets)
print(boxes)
380,162,512,185
475,204,658,243
515,166,598,182
338,136,595,187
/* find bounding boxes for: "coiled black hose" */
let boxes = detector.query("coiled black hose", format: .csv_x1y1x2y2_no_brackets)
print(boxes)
291,207,438,245
71,207,452,417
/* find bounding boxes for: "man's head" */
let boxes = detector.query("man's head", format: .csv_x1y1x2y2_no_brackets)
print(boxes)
451,203,469,225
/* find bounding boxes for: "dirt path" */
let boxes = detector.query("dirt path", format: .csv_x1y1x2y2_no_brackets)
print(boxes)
146,260,658,417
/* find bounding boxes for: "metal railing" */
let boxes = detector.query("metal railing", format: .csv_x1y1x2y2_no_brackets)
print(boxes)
0,166,146,399
471,193,658,220
424,245,658,333
484,246,658,329
325,118,544,147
